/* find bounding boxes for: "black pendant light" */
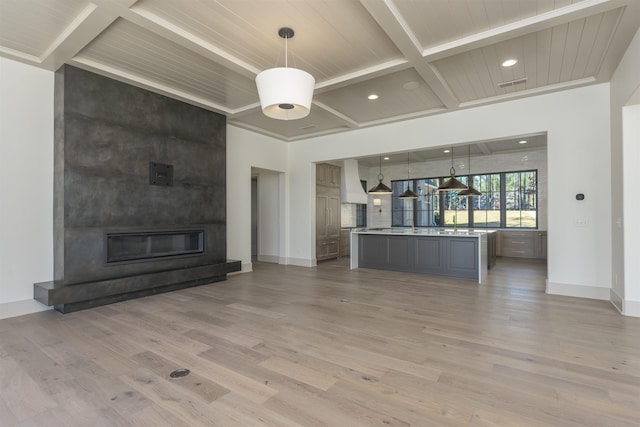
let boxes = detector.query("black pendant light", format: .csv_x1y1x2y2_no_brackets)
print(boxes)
458,145,482,196
399,153,418,199
437,146,467,191
368,155,392,194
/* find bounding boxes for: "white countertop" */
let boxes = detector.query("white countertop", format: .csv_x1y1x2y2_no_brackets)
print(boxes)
351,228,496,238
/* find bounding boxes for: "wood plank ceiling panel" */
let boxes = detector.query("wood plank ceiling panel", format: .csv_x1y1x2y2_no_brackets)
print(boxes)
232,107,349,140
584,9,623,76
430,8,623,103
0,0,88,56
135,0,402,82
395,0,568,48
75,19,257,110
314,69,444,123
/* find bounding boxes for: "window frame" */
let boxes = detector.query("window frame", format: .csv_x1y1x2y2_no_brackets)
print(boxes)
391,169,538,229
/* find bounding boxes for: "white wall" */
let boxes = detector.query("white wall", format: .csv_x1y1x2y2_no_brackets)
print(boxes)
1,48,633,317
226,125,288,271
256,171,281,263
0,58,54,318
281,83,612,299
610,28,640,316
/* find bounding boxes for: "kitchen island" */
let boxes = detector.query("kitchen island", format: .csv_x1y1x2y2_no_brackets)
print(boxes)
350,228,495,284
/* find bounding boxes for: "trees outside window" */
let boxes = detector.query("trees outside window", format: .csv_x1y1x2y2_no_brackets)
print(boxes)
392,170,537,229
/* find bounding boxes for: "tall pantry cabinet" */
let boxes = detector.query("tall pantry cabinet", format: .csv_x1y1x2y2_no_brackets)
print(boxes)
316,163,341,261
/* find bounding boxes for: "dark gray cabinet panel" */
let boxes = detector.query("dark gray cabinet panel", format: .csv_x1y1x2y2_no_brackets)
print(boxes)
388,237,411,268
447,238,478,278
358,234,478,279
414,237,444,274
358,235,387,267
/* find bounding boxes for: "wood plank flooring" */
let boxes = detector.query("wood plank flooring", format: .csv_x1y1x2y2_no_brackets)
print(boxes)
1,258,639,426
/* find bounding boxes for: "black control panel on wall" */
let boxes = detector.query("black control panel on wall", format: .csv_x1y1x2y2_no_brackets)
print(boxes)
149,162,173,186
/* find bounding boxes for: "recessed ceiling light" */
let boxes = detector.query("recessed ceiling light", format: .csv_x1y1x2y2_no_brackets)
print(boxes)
443,149,450,153
519,140,527,144
368,94,379,100
502,58,518,67
383,156,390,160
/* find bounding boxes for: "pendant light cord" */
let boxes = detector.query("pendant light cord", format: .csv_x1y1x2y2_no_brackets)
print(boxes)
285,35,288,68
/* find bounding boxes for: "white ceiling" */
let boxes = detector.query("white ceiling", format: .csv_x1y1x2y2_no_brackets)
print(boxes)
1,0,638,142
356,132,548,167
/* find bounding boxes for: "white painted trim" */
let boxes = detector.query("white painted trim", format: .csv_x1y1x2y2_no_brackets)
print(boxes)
287,257,316,267
546,280,610,300
623,300,640,317
278,257,288,265
421,0,612,59
610,288,623,313
0,299,51,320
257,254,279,263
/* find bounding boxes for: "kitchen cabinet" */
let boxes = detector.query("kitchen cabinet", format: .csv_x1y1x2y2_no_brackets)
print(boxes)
352,230,489,282
535,230,547,259
316,163,341,188
316,163,341,261
487,231,497,268
340,229,350,257
497,230,546,260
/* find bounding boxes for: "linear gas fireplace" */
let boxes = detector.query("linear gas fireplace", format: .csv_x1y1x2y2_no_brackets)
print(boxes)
34,65,240,314
106,230,205,264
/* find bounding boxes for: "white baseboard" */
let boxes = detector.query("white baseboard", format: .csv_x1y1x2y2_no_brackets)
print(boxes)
0,299,51,320
545,280,610,300
286,257,316,267
610,289,623,313
623,299,640,317
257,254,279,263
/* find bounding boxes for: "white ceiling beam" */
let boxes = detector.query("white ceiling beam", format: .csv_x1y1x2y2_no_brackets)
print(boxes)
37,2,128,71
422,0,625,61
314,59,409,92
312,102,360,129
90,0,259,79
359,0,459,110
0,46,41,66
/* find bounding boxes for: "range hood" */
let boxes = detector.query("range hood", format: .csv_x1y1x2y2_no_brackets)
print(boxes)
341,159,368,204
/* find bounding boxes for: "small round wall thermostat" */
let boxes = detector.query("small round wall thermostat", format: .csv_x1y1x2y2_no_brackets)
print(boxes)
576,193,585,200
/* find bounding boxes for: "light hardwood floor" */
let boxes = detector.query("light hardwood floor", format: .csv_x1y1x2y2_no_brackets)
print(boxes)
1,258,639,426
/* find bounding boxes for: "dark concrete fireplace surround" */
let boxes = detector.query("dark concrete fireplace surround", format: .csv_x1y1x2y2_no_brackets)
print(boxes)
34,65,240,313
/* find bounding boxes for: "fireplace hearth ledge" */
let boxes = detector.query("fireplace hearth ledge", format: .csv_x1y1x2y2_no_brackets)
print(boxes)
34,259,241,313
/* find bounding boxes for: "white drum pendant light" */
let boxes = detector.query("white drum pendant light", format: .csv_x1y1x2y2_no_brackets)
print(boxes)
256,27,315,120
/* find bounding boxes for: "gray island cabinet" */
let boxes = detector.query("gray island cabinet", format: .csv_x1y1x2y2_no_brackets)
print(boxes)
350,229,494,284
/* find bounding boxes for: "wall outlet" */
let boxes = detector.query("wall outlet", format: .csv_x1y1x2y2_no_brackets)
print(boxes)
575,219,588,227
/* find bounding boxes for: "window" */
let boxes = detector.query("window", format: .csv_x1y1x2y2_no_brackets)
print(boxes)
441,176,468,227
356,180,367,227
505,171,537,228
392,170,537,229
471,173,501,228
392,179,441,227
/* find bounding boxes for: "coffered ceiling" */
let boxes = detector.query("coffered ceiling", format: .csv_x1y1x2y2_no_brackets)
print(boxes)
1,0,638,141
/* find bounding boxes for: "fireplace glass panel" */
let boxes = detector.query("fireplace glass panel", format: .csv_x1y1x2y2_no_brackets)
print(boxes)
106,230,204,263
